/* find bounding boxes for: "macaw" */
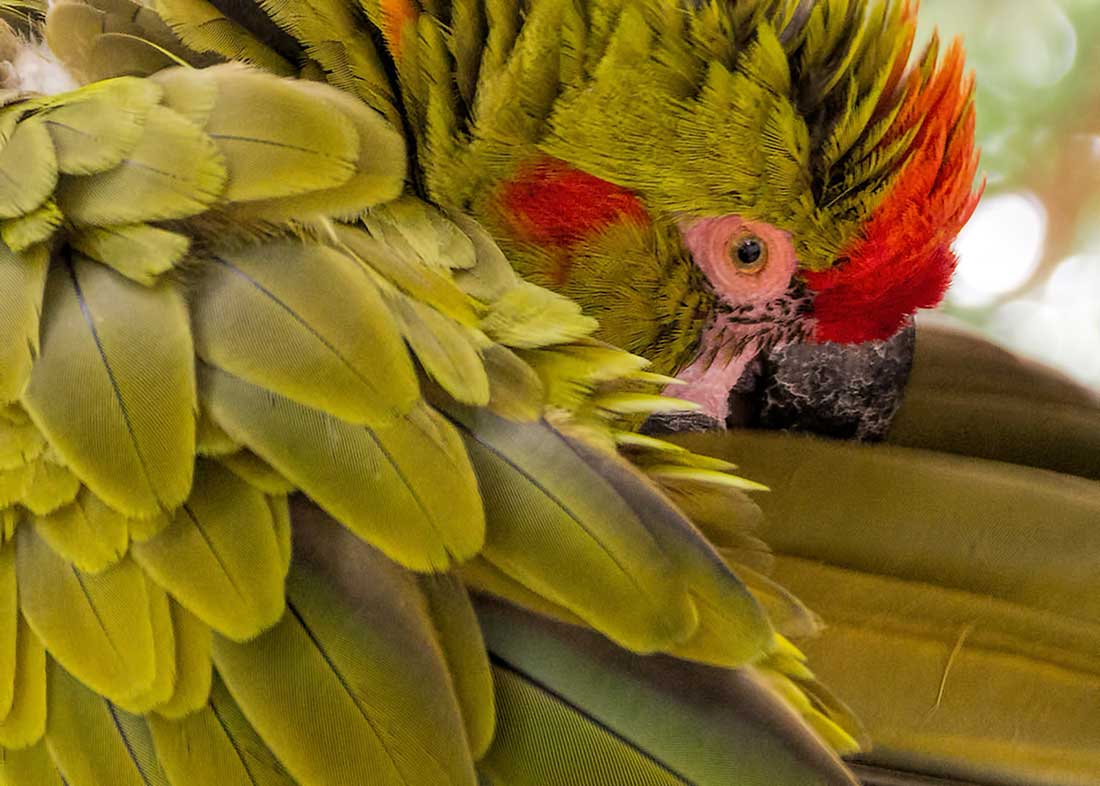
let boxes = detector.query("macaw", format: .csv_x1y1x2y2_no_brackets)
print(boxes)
0,0,1095,785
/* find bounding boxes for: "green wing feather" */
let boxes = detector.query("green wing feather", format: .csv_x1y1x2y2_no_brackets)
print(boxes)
1,199,63,253
889,317,1100,480
447,405,698,653
218,450,296,494
0,114,58,221
338,225,480,325
0,242,47,403
478,598,857,786
71,224,190,285
22,256,195,516
419,572,497,760
153,602,212,719
19,457,79,516
563,434,772,668
44,661,170,786
132,461,286,641
0,739,64,786
674,428,1100,783
0,32,872,786
149,678,298,786
55,104,227,224
230,80,407,221
202,367,485,571
33,490,129,573
191,239,420,425
39,78,162,176
386,290,492,405
165,65,361,203
17,525,156,703
150,0,296,75
0,615,45,748
115,581,177,713
0,544,13,720
214,517,479,786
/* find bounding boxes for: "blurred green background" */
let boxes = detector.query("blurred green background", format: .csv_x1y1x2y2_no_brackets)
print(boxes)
917,0,1100,390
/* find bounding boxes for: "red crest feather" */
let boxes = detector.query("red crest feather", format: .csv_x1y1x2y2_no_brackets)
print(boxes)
380,0,417,56
806,39,983,344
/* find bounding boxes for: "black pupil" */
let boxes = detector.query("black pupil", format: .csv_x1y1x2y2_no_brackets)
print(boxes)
737,238,763,265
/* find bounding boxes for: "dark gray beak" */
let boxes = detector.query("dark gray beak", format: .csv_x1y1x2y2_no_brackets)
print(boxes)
644,321,917,441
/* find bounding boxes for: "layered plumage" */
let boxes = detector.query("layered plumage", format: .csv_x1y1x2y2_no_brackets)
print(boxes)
0,5,877,783
1,1,1087,786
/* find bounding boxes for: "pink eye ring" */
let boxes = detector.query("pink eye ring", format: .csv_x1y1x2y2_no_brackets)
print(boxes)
680,216,797,303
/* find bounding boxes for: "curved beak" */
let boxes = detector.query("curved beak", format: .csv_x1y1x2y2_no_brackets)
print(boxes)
644,321,916,441
751,320,916,440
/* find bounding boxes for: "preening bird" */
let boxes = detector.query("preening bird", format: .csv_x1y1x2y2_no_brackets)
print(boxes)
0,0,1095,785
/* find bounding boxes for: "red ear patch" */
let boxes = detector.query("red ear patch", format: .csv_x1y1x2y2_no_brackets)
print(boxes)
498,157,649,249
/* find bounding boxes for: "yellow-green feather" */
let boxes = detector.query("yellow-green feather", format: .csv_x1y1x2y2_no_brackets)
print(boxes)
132,460,285,641
22,257,196,517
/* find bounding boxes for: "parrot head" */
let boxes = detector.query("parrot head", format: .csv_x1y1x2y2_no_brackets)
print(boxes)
459,1,981,438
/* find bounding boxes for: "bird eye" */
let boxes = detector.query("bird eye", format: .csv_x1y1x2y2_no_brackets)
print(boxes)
731,235,768,273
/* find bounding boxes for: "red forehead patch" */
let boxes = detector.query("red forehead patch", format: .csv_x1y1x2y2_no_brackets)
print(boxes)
498,156,649,249
806,39,983,344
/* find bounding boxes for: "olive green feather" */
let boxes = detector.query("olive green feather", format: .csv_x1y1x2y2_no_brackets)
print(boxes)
337,225,479,326
0,616,45,748
562,436,773,668
152,602,211,719
674,428,1100,783
0,409,45,471
163,65,361,203
365,197,478,273
677,431,1100,624
132,460,285,642
477,599,857,786
114,581,177,714
0,739,63,786
386,289,492,406
0,114,57,221
481,344,545,422
214,527,478,786
191,239,420,425
889,318,1100,481
19,456,79,517
445,404,697,653
229,80,407,221
419,573,497,761
33,490,129,573
217,450,295,495
0,200,63,253
71,224,190,285
22,257,196,517
55,104,227,225
0,242,47,404
268,494,292,575
44,661,169,786
149,678,297,786
0,543,13,720
39,78,162,176
150,0,296,75
480,283,598,350
17,524,156,704
200,366,484,571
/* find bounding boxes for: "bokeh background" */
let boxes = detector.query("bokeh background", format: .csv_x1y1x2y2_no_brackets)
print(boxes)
916,0,1100,390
